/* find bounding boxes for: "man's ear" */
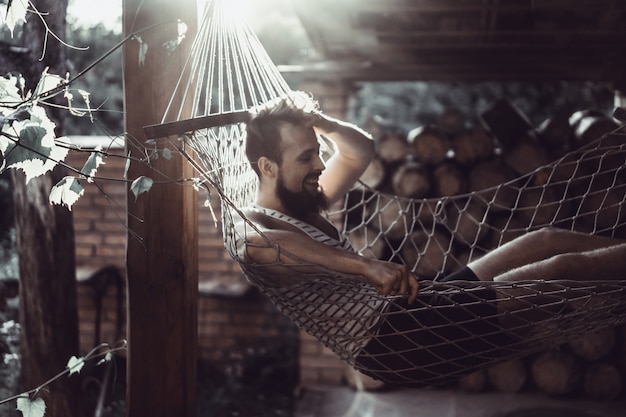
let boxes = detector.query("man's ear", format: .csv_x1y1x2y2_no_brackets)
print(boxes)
257,156,278,178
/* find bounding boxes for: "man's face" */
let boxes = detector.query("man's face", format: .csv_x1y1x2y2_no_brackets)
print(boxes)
274,122,327,218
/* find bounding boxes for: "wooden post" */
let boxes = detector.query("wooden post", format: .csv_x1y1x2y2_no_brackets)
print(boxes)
123,1,198,416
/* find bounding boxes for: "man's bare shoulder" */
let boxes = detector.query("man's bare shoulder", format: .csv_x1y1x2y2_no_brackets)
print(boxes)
240,207,303,235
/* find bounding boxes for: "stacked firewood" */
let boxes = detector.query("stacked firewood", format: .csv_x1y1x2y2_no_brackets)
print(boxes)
361,98,621,202
355,99,626,400
459,324,626,401
354,99,624,275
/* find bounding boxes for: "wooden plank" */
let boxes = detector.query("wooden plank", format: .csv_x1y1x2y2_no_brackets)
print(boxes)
122,0,198,416
144,111,250,139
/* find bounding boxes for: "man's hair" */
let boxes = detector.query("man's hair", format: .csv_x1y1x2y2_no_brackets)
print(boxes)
245,92,319,177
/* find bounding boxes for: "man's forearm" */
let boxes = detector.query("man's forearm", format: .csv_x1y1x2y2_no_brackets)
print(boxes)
243,228,419,302
244,229,369,276
315,113,375,161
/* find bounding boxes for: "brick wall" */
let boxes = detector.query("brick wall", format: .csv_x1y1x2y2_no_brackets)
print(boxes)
69,79,355,387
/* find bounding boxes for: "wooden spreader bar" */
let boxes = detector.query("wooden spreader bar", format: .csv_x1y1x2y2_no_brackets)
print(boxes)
143,110,251,139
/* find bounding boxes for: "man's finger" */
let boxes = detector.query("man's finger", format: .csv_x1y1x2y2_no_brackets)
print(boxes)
407,278,419,304
399,279,408,297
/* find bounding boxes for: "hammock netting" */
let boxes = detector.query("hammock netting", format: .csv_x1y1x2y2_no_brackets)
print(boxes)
147,0,626,387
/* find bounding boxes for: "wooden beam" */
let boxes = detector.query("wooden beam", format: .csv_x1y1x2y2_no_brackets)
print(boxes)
123,1,198,416
144,111,250,139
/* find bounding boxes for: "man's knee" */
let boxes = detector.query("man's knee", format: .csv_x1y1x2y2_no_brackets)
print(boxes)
528,227,570,248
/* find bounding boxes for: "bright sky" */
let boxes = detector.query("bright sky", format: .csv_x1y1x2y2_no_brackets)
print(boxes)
66,0,230,31
66,0,267,31
67,0,122,30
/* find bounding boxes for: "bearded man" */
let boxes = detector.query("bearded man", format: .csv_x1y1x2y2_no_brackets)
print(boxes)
234,91,626,386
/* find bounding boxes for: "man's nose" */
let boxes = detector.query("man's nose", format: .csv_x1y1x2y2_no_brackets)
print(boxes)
314,153,325,171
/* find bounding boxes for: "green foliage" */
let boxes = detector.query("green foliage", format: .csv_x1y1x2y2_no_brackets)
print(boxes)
64,22,124,135
130,176,153,201
49,176,84,210
0,341,126,417
16,396,46,417
4,0,28,38
4,126,51,167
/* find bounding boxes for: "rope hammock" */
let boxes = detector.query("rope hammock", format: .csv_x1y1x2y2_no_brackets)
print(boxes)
145,0,626,387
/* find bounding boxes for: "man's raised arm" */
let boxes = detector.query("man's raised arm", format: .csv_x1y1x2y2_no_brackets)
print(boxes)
313,113,376,205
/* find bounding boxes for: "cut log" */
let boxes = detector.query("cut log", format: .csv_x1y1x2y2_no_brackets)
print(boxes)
487,359,527,393
445,200,491,246
480,98,534,151
344,190,371,229
452,126,495,166
458,370,487,393
431,161,468,197
568,327,616,361
515,183,569,228
573,114,620,147
438,108,467,138
503,135,551,177
378,133,410,165
357,156,386,190
407,125,451,166
584,362,623,401
469,157,519,212
363,115,390,142
400,229,452,279
366,195,413,241
536,110,573,156
576,175,626,233
413,199,444,228
391,160,431,199
347,226,388,260
569,109,605,130
531,350,582,396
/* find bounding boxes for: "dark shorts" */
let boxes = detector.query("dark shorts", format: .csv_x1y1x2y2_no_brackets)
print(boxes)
435,265,480,282
354,270,514,387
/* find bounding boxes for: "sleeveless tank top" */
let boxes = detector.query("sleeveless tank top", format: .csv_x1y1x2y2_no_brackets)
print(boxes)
241,204,387,361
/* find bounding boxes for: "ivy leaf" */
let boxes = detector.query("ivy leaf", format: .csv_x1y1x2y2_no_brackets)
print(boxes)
161,148,172,160
163,20,188,53
0,74,22,105
5,0,28,38
49,177,84,210
0,106,69,183
3,126,52,167
136,36,148,66
16,396,46,417
130,176,153,201
123,152,131,179
80,147,104,182
1,107,31,125
97,351,113,366
66,356,85,376
32,68,65,100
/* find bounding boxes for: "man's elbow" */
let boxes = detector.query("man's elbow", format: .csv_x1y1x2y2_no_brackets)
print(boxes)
242,233,279,265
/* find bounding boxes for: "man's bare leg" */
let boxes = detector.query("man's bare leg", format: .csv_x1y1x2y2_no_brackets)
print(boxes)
471,232,626,338
493,243,626,282
468,227,625,281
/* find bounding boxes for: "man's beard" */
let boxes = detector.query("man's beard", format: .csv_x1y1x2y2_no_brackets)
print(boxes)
276,174,329,220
